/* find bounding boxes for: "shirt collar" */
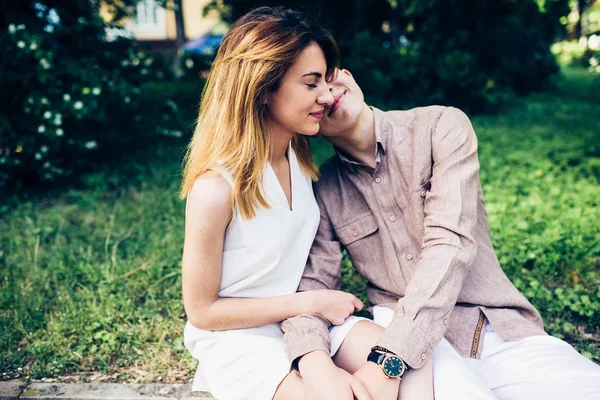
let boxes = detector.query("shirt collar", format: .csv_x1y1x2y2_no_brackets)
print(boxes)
333,106,389,171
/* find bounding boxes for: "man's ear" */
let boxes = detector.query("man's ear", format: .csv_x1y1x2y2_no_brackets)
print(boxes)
341,69,353,79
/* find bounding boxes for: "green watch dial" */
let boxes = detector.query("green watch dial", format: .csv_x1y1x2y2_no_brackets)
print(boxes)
382,355,405,378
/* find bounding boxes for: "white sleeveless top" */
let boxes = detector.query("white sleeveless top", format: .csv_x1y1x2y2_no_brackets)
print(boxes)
183,144,320,398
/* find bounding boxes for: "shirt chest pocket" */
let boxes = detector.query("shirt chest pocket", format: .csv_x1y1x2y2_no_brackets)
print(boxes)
335,213,379,246
334,213,384,277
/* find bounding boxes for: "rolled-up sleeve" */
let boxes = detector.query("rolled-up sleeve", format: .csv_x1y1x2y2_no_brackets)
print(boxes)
281,188,343,363
376,107,480,368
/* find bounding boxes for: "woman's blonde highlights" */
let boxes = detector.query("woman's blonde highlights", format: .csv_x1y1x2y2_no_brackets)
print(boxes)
180,7,339,219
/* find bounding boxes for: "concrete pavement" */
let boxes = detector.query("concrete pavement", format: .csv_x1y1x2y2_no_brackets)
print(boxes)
0,382,215,400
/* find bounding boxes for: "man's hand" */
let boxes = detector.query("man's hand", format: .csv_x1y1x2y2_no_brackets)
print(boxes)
299,350,372,400
353,362,400,400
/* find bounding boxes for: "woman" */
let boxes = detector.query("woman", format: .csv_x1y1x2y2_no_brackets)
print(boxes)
180,7,432,400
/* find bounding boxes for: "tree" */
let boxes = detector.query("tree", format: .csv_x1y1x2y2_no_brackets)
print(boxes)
574,0,598,38
202,0,394,56
203,0,570,112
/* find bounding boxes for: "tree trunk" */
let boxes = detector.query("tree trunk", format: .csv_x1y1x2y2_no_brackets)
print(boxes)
574,0,584,39
173,0,186,49
173,0,186,77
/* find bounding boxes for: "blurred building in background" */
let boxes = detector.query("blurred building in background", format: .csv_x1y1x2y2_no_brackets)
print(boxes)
121,0,223,51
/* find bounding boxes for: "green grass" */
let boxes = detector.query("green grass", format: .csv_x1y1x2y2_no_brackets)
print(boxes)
1,67,599,382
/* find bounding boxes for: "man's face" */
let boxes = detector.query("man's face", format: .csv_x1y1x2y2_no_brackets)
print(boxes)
319,68,365,137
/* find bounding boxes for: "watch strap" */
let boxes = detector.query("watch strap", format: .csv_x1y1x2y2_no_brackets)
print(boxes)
367,350,386,365
369,346,412,371
371,345,395,354
291,357,300,374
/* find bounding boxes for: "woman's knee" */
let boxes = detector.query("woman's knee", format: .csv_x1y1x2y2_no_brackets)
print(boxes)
333,320,385,373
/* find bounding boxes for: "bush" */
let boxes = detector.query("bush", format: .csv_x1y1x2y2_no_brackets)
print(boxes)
589,51,600,74
586,34,600,75
341,0,569,112
551,40,589,66
551,33,600,73
0,2,192,193
178,52,214,81
204,0,570,112
342,30,513,111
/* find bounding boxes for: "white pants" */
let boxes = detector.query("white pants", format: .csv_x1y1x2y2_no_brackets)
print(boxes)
332,307,600,400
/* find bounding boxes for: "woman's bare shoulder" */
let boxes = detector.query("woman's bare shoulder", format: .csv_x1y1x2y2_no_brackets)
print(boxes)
186,170,233,223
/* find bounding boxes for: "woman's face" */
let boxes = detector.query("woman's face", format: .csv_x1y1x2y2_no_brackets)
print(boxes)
265,42,334,137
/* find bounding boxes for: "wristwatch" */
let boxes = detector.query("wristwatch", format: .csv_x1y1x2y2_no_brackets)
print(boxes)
367,346,410,379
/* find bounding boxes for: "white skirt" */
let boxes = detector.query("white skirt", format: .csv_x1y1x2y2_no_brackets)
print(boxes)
185,313,373,400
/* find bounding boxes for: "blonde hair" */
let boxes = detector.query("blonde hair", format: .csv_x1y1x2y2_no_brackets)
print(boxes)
179,7,339,219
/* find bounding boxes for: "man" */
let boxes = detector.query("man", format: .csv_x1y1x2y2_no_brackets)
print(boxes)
281,68,600,399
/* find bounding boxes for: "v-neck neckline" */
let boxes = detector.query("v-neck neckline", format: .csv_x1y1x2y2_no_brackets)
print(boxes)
267,142,295,212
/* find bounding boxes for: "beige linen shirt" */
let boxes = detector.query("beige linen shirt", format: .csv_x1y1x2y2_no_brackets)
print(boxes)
281,106,546,369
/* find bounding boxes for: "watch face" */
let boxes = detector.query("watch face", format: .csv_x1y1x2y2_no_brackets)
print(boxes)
383,356,404,378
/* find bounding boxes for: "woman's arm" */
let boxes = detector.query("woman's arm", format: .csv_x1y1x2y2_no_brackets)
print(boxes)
181,171,362,331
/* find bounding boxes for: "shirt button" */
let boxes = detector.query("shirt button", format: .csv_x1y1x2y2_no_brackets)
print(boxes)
443,318,448,325
389,216,396,222
421,353,426,360
420,190,427,197
406,254,413,260
375,177,381,183
352,230,359,236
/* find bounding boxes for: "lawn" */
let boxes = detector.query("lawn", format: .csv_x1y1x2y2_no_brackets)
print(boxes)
1,67,598,383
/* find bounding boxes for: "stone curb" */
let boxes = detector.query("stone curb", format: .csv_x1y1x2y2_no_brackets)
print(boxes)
0,382,27,400
0,382,215,400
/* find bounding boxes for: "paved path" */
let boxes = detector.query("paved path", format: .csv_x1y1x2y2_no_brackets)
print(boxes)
0,382,215,400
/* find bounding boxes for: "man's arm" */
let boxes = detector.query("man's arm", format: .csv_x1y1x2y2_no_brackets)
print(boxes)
281,187,344,365
376,107,481,368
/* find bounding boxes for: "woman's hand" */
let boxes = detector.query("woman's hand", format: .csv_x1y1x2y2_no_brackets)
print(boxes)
353,362,400,400
300,350,372,400
300,289,364,325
